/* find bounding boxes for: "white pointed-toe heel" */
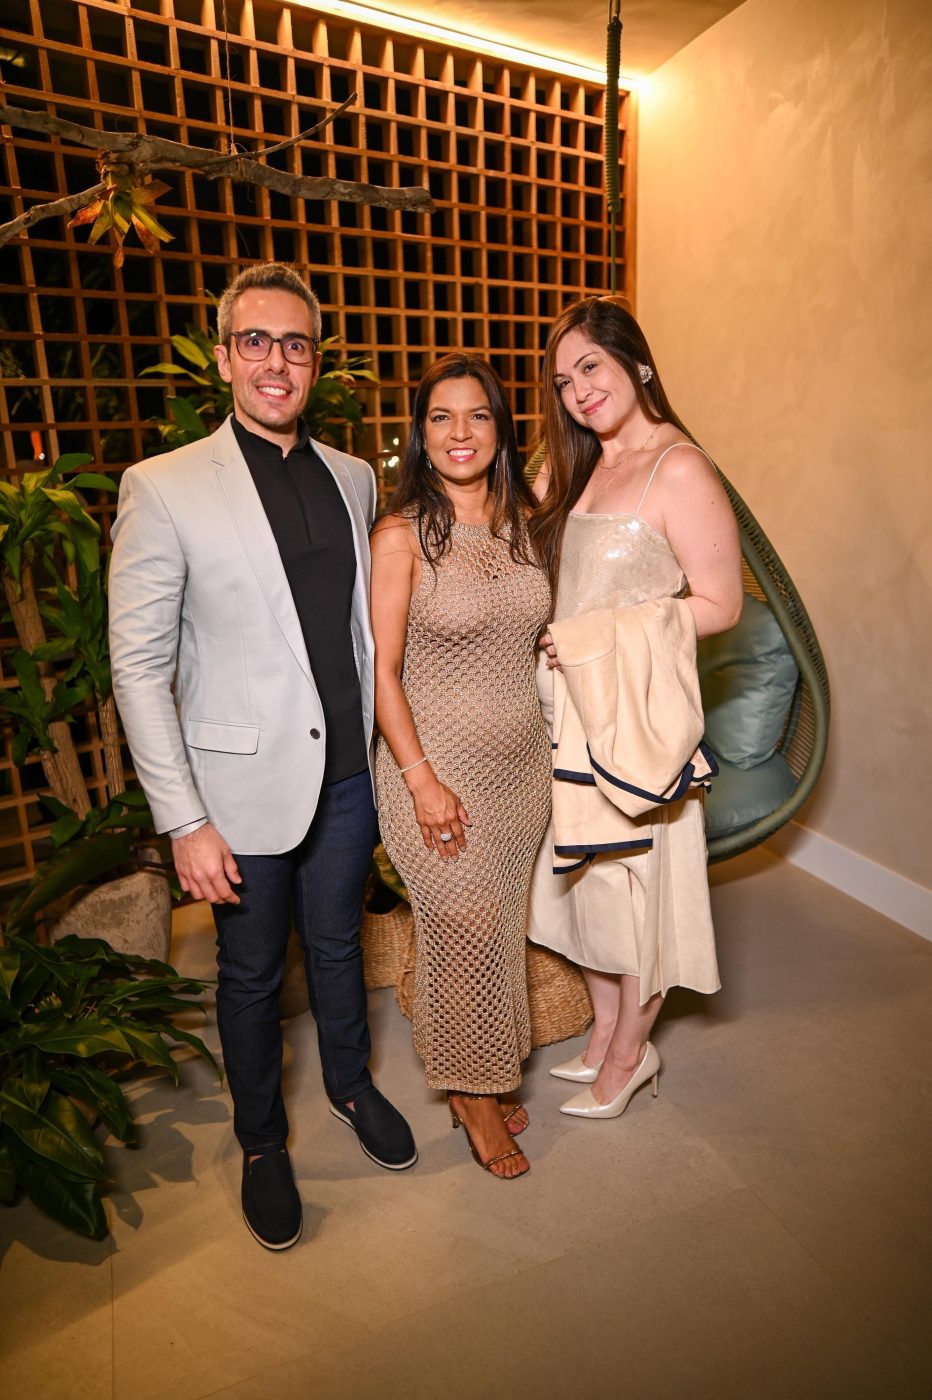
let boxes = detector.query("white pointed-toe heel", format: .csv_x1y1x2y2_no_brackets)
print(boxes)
548,1052,603,1083
559,1043,660,1119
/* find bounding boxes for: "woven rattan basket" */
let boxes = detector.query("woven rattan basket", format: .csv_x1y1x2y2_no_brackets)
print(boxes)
525,942,593,1047
360,902,414,991
394,924,592,1048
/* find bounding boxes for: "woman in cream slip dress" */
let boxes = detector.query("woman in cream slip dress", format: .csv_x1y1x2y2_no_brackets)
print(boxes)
528,295,744,1120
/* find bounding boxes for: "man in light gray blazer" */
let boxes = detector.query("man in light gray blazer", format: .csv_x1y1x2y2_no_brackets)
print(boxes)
109,262,416,1251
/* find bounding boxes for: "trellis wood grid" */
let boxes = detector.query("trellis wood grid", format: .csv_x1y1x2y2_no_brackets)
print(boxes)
0,0,634,891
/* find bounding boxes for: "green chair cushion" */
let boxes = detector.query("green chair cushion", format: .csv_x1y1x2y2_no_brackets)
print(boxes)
704,750,796,839
698,595,799,769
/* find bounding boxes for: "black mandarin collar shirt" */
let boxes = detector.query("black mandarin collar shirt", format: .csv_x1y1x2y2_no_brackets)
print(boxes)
231,415,367,785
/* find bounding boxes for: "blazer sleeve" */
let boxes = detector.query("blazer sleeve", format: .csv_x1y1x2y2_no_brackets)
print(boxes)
108,466,205,834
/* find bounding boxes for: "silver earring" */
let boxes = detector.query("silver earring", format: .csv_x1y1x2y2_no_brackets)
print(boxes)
424,450,435,472
637,362,653,384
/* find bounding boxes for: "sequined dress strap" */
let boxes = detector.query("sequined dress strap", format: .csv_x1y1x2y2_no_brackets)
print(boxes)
633,442,714,517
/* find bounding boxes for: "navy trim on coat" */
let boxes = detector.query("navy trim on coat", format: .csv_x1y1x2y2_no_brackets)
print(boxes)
554,837,654,856
553,766,598,786
552,854,591,874
698,739,720,776
586,746,697,805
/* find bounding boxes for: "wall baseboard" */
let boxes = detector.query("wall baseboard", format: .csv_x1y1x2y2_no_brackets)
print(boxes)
767,823,931,942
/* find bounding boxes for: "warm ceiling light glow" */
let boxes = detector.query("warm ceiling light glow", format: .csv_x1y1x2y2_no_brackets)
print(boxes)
290,0,641,88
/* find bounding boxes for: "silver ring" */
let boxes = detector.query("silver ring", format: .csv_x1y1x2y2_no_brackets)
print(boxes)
439,831,453,842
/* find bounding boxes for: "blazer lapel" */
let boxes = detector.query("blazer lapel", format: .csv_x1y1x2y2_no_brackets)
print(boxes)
312,439,369,582
312,439,372,628
211,418,312,682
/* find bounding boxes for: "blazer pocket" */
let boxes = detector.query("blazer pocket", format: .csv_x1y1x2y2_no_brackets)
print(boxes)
185,719,260,755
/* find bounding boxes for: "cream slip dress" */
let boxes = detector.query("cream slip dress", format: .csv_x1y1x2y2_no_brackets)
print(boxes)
528,446,721,1001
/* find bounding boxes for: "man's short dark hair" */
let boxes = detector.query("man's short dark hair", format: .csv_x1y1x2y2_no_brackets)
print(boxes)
216,262,322,344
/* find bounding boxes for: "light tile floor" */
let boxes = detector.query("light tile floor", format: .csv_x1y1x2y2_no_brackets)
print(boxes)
2,849,930,1400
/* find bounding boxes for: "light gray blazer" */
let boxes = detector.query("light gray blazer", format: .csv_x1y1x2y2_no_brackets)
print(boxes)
108,416,376,854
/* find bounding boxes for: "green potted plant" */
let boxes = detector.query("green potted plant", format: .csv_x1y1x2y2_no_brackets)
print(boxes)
0,452,117,817
0,453,176,957
0,927,218,1239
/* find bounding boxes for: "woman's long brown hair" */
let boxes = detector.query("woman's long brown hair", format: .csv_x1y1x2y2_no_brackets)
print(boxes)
528,296,690,593
386,353,536,567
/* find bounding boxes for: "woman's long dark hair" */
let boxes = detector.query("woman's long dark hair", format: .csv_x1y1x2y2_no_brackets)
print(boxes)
528,296,690,592
386,353,536,566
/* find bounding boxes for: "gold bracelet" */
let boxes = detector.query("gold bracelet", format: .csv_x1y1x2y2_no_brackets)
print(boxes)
399,755,429,775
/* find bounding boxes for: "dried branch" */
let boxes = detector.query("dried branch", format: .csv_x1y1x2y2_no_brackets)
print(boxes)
0,104,433,237
205,92,358,169
0,182,107,248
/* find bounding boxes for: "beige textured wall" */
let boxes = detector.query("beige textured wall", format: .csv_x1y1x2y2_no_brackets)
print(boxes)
637,0,932,887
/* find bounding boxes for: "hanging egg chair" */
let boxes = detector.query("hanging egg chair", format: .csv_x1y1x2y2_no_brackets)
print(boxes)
698,470,830,861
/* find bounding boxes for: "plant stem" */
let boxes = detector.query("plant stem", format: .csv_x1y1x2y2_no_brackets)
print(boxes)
3,568,91,818
96,691,125,804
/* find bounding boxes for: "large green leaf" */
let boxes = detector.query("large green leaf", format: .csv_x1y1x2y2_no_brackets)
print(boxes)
99,975,211,1005
169,333,212,369
49,452,94,480
6,829,135,930
11,649,48,712
168,396,209,440
0,1081,106,1180
112,787,151,810
1,1122,88,1179
50,808,85,848
148,1022,223,1083
3,538,23,586
10,935,93,974
46,933,135,972
47,1064,136,1144
14,1152,107,1238
40,486,100,531
19,1017,134,1058
21,1045,50,1113
0,949,20,1000
67,473,119,493
120,1027,180,1083
8,954,50,1013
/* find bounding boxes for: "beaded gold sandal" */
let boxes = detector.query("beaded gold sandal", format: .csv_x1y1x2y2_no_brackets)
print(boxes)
499,1099,529,1135
448,1093,530,1179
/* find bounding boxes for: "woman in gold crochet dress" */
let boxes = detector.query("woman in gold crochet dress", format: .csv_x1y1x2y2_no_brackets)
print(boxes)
371,354,550,1179
529,296,743,1120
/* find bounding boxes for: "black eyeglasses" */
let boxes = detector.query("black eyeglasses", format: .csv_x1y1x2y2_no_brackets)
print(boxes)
230,330,320,365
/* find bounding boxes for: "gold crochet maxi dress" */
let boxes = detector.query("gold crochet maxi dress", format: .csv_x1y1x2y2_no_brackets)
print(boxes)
376,521,551,1094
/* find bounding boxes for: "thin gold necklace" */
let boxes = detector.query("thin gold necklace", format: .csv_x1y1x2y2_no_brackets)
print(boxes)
588,421,664,509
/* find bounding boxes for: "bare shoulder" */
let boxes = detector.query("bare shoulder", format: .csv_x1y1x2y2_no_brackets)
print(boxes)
653,442,730,520
370,512,419,555
655,440,719,488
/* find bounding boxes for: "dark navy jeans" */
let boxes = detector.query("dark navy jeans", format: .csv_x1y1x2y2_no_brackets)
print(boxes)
212,769,378,1154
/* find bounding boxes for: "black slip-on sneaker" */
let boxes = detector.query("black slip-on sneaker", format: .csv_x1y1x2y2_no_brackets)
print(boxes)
241,1149,303,1250
329,1086,418,1170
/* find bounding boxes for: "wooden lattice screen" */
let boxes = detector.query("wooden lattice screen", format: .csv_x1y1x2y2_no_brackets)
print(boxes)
0,0,634,890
